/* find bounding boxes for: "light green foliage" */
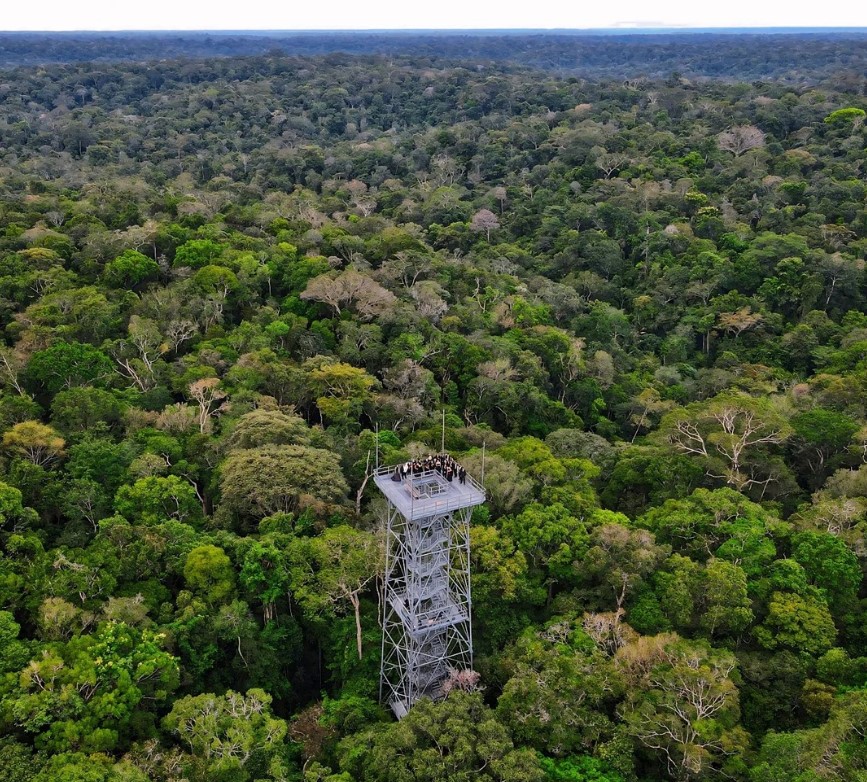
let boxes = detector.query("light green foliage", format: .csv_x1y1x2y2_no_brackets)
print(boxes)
651,554,703,631
304,762,354,782
3,421,65,467
471,524,538,604
814,647,867,689
637,488,781,576
496,437,572,485
305,359,378,428
0,611,30,673
239,539,291,619
17,288,118,344
749,731,821,782
751,689,867,781
3,621,178,752
31,752,134,782
791,531,861,605
470,524,542,649
0,739,43,782
582,523,668,611
338,691,543,782
616,635,748,780
754,592,837,656
288,526,379,659
98,517,200,588
191,264,239,297
496,617,623,757
538,755,625,782
0,481,39,529
103,250,159,289
183,544,236,604
173,239,224,268
701,559,754,638
224,407,311,450
824,107,866,124
163,688,288,780
461,452,533,516
501,503,589,588
114,475,201,525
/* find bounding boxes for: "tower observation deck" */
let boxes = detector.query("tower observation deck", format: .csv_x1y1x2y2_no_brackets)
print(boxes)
373,455,485,719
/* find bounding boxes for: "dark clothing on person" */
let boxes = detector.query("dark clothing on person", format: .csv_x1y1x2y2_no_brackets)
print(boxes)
408,453,468,483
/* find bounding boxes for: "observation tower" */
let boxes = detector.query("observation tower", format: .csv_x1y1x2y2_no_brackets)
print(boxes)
373,455,485,719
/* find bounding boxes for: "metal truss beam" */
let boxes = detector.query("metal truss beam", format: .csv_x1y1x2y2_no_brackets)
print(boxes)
375,461,484,719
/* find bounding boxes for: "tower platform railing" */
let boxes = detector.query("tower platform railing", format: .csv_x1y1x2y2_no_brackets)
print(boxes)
373,463,485,521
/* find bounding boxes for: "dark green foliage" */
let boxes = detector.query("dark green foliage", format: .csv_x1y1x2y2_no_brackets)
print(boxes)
26,343,114,397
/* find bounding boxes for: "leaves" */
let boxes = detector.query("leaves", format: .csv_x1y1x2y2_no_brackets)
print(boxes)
0,39,866,782
219,444,349,522
163,688,287,777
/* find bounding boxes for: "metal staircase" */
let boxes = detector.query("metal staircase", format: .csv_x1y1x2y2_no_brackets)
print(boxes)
374,460,485,718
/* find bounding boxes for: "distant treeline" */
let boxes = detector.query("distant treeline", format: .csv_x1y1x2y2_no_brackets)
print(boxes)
2,31,867,81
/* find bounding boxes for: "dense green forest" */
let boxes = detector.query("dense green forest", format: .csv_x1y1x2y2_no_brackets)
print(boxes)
3,30,867,81
2,41,867,782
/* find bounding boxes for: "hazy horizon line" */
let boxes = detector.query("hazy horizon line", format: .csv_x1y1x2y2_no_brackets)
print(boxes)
3,26,867,34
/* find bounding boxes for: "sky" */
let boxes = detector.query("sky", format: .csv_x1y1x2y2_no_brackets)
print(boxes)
2,0,866,31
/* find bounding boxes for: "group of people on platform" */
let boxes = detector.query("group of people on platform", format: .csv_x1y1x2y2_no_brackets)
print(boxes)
391,453,467,485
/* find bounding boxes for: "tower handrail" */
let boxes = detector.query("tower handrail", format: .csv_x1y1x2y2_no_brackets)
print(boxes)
373,462,487,502
374,461,486,497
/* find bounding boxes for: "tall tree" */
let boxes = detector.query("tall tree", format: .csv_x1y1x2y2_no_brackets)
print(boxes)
288,526,380,660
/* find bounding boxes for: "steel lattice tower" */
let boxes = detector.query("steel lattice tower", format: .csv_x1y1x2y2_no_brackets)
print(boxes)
373,459,485,719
